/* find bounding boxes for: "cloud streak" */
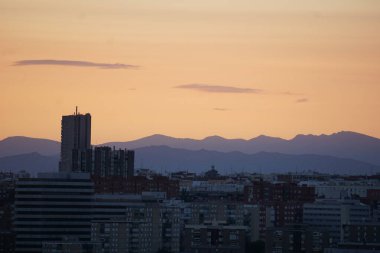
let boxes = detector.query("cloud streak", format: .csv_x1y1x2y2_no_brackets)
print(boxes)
278,91,303,96
213,108,228,111
296,98,309,103
176,83,262,94
13,59,138,69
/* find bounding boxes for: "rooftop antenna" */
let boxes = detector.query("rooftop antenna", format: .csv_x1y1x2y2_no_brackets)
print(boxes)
75,106,78,115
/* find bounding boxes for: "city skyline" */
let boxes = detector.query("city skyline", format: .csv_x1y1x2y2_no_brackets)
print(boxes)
1,0,380,143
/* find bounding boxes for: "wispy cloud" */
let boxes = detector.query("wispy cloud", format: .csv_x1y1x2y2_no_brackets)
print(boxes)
279,91,303,96
175,83,262,94
296,98,309,103
13,59,138,69
213,108,228,111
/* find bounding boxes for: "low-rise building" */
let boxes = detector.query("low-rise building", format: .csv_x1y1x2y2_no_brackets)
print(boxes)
265,224,330,253
342,222,380,249
183,221,247,253
92,192,180,253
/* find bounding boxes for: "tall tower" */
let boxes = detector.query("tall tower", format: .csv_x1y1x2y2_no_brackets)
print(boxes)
59,107,91,172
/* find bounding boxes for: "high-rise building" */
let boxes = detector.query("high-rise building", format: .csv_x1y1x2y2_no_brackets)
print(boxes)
93,147,134,178
14,172,94,253
59,110,135,177
59,108,91,172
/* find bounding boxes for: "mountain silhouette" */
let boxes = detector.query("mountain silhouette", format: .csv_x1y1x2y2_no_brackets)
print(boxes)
0,136,60,157
0,152,59,175
1,131,380,170
1,147,377,175
134,146,379,175
103,131,380,165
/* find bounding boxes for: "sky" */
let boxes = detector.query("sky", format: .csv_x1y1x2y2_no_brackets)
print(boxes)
1,0,380,143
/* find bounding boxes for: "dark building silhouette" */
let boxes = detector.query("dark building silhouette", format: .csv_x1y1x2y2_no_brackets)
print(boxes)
72,149,93,173
0,231,14,253
93,147,134,178
59,110,135,177
68,147,135,180
14,173,94,253
0,173,16,253
59,108,91,172
90,147,135,193
204,166,220,179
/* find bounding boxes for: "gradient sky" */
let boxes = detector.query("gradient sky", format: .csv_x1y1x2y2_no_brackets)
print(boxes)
1,0,380,143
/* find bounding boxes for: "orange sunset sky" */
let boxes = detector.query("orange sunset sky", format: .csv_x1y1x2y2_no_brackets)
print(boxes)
1,0,380,143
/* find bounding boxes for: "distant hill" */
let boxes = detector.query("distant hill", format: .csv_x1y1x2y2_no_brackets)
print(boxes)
104,131,380,165
0,148,378,175
134,146,380,175
1,131,380,171
0,153,59,175
0,136,60,157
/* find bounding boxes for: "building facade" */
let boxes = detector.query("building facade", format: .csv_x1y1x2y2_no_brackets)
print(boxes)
342,222,380,249
14,173,94,253
265,224,330,253
183,221,247,253
303,199,370,245
91,193,180,253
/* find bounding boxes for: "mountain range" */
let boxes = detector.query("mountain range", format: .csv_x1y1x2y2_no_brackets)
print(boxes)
0,131,379,175
134,146,379,175
104,131,380,165
0,136,60,157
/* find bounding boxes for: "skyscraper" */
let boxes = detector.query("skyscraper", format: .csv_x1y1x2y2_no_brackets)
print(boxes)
59,108,91,172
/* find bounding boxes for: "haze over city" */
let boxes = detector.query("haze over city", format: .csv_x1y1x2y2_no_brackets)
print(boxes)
1,0,380,143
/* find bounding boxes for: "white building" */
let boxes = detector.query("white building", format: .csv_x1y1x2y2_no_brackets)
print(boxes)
303,199,370,244
299,180,380,199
